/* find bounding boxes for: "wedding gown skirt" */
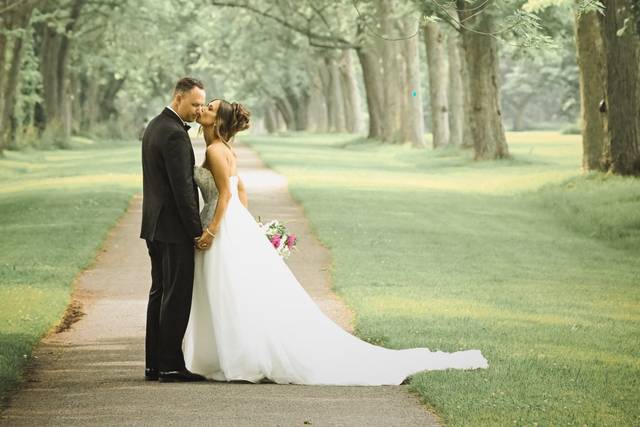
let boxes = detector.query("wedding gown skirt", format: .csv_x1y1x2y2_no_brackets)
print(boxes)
183,175,488,385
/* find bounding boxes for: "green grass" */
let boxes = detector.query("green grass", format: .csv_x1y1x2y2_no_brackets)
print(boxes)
242,131,640,426
0,138,141,398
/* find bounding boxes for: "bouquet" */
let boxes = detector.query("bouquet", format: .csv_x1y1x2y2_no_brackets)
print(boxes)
257,217,298,258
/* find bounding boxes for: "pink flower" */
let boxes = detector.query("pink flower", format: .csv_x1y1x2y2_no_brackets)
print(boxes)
286,234,297,249
270,235,281,248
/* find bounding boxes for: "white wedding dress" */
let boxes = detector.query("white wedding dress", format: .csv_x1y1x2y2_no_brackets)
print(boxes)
183,166,488,385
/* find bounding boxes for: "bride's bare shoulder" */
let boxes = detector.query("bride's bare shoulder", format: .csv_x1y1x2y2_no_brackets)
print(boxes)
205,143,228,160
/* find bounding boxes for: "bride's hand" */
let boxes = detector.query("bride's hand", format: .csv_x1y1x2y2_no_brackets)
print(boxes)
196,228,216,250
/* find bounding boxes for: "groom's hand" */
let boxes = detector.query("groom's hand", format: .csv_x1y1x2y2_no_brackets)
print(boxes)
195,234,212,250
194,236,207,250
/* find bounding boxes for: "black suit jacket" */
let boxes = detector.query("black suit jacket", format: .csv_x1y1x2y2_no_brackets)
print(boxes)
140,108,202,244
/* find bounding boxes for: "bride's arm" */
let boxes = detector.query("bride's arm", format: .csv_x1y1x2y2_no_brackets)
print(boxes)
237,177,249,208
197,146,232,247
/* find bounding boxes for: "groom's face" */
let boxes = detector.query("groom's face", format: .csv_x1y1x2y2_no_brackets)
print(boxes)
175,87,206,122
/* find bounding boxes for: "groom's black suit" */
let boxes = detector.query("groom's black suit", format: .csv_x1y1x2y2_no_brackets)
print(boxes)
140,107,202,372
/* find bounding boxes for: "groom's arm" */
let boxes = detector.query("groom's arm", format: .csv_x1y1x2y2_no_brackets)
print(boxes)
163,131,203,240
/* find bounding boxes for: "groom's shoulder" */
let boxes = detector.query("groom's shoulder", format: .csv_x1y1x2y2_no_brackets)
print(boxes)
150,109,178,127
147,110,183,136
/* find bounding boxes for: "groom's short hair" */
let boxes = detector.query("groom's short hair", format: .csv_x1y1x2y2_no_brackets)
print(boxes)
174,77,204,94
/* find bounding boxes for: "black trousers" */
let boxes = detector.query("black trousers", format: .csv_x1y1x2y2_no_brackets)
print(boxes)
145,240,194,372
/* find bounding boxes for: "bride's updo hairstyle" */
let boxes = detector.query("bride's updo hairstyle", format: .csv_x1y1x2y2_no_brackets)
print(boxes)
212,99,250,144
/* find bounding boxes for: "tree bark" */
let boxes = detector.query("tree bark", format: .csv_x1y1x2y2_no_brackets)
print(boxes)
326,56,347,132
599,0,640,175
284,87,309,131
264,104,278,133
0,6,33,150
458,3,509,160
98,74,127,120
355,44,383,139
307,63,328,132
378,0,402,143
274,106,286,131
1,38,26,149
80,76,100,131
37,0,85,134
424,22,450,148
403,17,425,148
0,19,7,128
275,96,294,130
339,49,363,133
448,32,465,147
39,27,60,124
511,96,533,131
459,35,474,149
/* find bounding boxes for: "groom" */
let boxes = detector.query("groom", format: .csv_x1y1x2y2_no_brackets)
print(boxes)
140,77,208,382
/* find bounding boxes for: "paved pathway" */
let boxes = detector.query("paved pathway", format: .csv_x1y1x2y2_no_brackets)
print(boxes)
0,140,440,426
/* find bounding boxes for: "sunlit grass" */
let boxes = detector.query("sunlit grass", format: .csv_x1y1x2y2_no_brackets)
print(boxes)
0,142,141,399
243,131,640,427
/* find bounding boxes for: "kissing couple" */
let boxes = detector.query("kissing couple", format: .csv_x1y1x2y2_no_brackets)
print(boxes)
140,77,488,384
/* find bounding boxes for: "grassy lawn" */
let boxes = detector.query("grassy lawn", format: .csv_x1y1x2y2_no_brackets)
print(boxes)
242,131,640,426
0,138,141,399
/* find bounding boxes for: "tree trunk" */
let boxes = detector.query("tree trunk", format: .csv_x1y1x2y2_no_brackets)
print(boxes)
275,97,294,130
403,17,425,148
307,64,329,132
284,87,309,131
339,49,363,133
355,45,383,139
98,75,127,120
314,57,332,132
71,75,83,133
448,32,465,147
295,92,310,131
38,0,85,134
274,107,286,131
599,0,640,175
0,23,7,129
264,104,278,133
1,37,26,149
511,97,533,131
460,35,474,149
40,28,61,124
424,22,450,148
82,77,100,131
0,7,32,150
326,56,347,132
458,3,509,160
379,0,402,143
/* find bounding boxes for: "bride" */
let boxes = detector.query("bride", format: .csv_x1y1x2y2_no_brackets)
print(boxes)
183,99,488,386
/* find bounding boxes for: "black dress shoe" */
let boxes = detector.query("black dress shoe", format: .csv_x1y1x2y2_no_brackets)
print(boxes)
158,369,207,383
145,368,159,381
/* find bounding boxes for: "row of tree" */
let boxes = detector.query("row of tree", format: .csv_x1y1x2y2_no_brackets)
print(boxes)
0,0,638,175
575,0,640,175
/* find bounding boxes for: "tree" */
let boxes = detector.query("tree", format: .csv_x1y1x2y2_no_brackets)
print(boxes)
447,31,467,147
575,7,605,170
572,0,640,175
0,0,39,151
208,0,426,146
456,2,509,159
423,21,450,148
598,0,640,175
36,0,87,136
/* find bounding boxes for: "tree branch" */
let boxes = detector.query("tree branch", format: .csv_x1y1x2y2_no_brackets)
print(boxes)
209,0,358,49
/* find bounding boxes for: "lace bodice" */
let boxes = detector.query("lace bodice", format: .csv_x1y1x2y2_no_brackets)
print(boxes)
194,166,219,228
194,166,239,228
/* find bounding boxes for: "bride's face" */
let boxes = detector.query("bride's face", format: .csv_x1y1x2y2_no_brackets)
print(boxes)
197,100,221,127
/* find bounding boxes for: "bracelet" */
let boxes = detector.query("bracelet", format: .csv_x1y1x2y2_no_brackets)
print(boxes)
205,228,216,238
